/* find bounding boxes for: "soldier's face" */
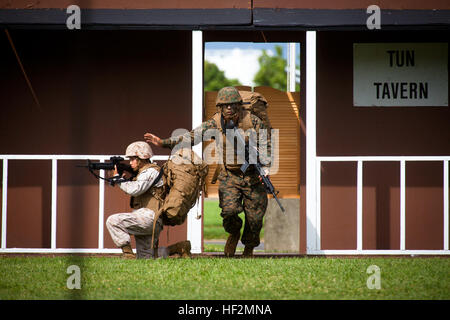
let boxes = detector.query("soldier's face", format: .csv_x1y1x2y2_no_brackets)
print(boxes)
221,103,240,119
129,157,140,171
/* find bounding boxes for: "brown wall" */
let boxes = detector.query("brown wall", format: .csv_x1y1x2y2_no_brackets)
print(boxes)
317,31,450,157
3,28,447,253
405,162,445,250
363,162,400,250
320,162,357,249
318,31,449,250
0,30,191,248
2,161,52,248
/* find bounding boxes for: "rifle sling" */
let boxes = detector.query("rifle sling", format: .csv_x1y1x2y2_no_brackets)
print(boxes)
149,166,166,257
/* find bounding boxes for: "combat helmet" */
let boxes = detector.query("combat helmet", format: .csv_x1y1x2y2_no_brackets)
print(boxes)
215,86,243,107
125,141,153,160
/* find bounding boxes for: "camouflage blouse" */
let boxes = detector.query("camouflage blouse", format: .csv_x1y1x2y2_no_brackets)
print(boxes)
161,114,272,167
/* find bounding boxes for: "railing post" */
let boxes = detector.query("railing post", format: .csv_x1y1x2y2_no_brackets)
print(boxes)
1,159,8,249
51,158,57,250
400,160,406,251
444,160,449,251
357,161,363,251
98,159,105,250
316,159,321,250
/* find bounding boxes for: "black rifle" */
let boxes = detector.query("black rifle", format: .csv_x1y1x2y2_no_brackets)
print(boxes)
224,118,286,213
77,156,136,186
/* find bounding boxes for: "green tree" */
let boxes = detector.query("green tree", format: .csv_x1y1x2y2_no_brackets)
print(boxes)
254,45,300,91
253,45,286,91
204,60,241,91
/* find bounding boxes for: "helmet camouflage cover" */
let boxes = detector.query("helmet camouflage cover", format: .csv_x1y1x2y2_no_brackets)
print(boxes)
125,141,153,159
215,86,243,106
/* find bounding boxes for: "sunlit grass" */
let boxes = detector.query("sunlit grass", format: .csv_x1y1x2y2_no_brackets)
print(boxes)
1,256,448,300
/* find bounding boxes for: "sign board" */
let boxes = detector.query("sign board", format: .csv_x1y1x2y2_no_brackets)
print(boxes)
353,43,448,107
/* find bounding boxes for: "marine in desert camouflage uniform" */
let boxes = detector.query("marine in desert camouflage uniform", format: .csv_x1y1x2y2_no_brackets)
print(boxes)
106,141,191,259
144,87,271,257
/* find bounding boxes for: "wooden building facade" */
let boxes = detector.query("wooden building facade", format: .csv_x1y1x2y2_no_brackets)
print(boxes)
0,0,449,255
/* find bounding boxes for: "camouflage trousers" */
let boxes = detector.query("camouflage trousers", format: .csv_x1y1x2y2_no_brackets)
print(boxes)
218,169,268,248
106,208,163,259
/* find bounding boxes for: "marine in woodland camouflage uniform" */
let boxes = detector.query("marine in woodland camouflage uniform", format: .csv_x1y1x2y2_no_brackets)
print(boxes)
144,87,271,257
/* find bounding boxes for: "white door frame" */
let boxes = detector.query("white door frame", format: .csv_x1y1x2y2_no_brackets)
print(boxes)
187,30,204,253
306,31,319,253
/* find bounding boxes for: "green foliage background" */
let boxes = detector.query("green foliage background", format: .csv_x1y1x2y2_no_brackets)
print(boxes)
205,45,300,92
204,60,241,91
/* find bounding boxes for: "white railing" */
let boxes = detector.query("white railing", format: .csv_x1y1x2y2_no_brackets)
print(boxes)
0,154,169,254
309,156,450,255
3,154,449,255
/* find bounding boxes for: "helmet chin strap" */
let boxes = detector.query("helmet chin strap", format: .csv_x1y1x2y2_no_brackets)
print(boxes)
221,113,238,130
222,111,239,125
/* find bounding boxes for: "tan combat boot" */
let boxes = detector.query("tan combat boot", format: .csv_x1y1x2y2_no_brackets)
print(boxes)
168,240,191,258
121,244,136,259
242,245,254,258
224,232,240,257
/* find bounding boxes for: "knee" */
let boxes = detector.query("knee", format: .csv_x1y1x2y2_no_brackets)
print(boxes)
219,188,242,214
244,196,268,218
222,213,243,234
106,214,118,229
219,201,243,216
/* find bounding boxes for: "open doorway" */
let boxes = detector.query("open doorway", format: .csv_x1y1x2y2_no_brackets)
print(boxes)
202,41,301,255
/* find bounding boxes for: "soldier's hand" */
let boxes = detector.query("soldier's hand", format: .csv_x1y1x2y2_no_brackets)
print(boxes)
259,167,270,184
113,165,126,178
259,175,269,184
144,133,163,147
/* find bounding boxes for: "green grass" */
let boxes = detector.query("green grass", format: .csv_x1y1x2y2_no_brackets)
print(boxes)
203,244,246,253
0,256,448,300
203,199,227,240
